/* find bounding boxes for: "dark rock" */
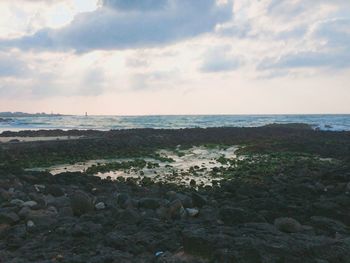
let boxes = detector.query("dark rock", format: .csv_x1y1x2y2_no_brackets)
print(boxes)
219,207,265,225
310,216,350,236
26,209,58,227
168,199,186,219
118,209,142,224
70,190,94,216
117,193,132,209
191,193,207,208
59,206,74,217
0,211,20,225
139,198,161,209
274,217,302,233
46,185,65,197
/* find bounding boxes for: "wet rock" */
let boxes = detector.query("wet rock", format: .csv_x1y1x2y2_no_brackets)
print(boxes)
95,202,106,210
139,198,161,209
274,217,302,233
0,211,20,225
70,190,94,216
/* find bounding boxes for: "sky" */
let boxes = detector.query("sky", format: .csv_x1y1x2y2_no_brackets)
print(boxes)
0,0,349,115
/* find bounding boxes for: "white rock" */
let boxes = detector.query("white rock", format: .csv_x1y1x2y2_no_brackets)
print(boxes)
22,201,38,208
27,220,35,228
95,202,106,210
34,184,46,192
186,208,199,217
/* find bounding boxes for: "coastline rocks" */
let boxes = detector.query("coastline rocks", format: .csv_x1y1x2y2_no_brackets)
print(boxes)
70,191,94,216
274,217,302,233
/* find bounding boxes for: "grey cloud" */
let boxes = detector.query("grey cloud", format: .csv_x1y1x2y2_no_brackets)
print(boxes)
0,0,233,52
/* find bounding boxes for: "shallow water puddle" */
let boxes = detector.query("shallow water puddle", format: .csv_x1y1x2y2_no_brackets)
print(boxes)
29,146,238,186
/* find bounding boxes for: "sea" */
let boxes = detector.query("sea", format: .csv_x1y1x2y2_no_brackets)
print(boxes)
1,115,350,133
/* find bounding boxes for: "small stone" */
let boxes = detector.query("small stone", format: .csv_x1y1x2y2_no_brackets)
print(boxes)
34,184,45,192
27,220,35,228
186,208,199,217
274,217,302,233
95,202,106,210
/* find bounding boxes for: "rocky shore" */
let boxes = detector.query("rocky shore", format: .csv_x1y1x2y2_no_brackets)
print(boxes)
0,126,350,262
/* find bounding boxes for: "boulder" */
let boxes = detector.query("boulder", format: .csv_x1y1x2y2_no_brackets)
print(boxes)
274,217,302,233
70,191,94,216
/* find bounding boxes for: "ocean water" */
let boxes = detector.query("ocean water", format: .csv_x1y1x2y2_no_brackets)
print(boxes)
0,115,350,133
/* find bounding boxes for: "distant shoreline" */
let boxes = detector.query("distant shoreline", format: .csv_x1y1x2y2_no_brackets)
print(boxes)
0,112,64,118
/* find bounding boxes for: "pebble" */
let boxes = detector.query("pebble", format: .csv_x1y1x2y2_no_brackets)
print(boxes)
95,202,106,210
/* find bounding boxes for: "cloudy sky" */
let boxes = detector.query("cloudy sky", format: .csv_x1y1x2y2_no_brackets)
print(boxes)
0,0,349,115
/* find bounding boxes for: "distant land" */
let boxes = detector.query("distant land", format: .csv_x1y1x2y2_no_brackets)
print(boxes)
0,112,63,117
